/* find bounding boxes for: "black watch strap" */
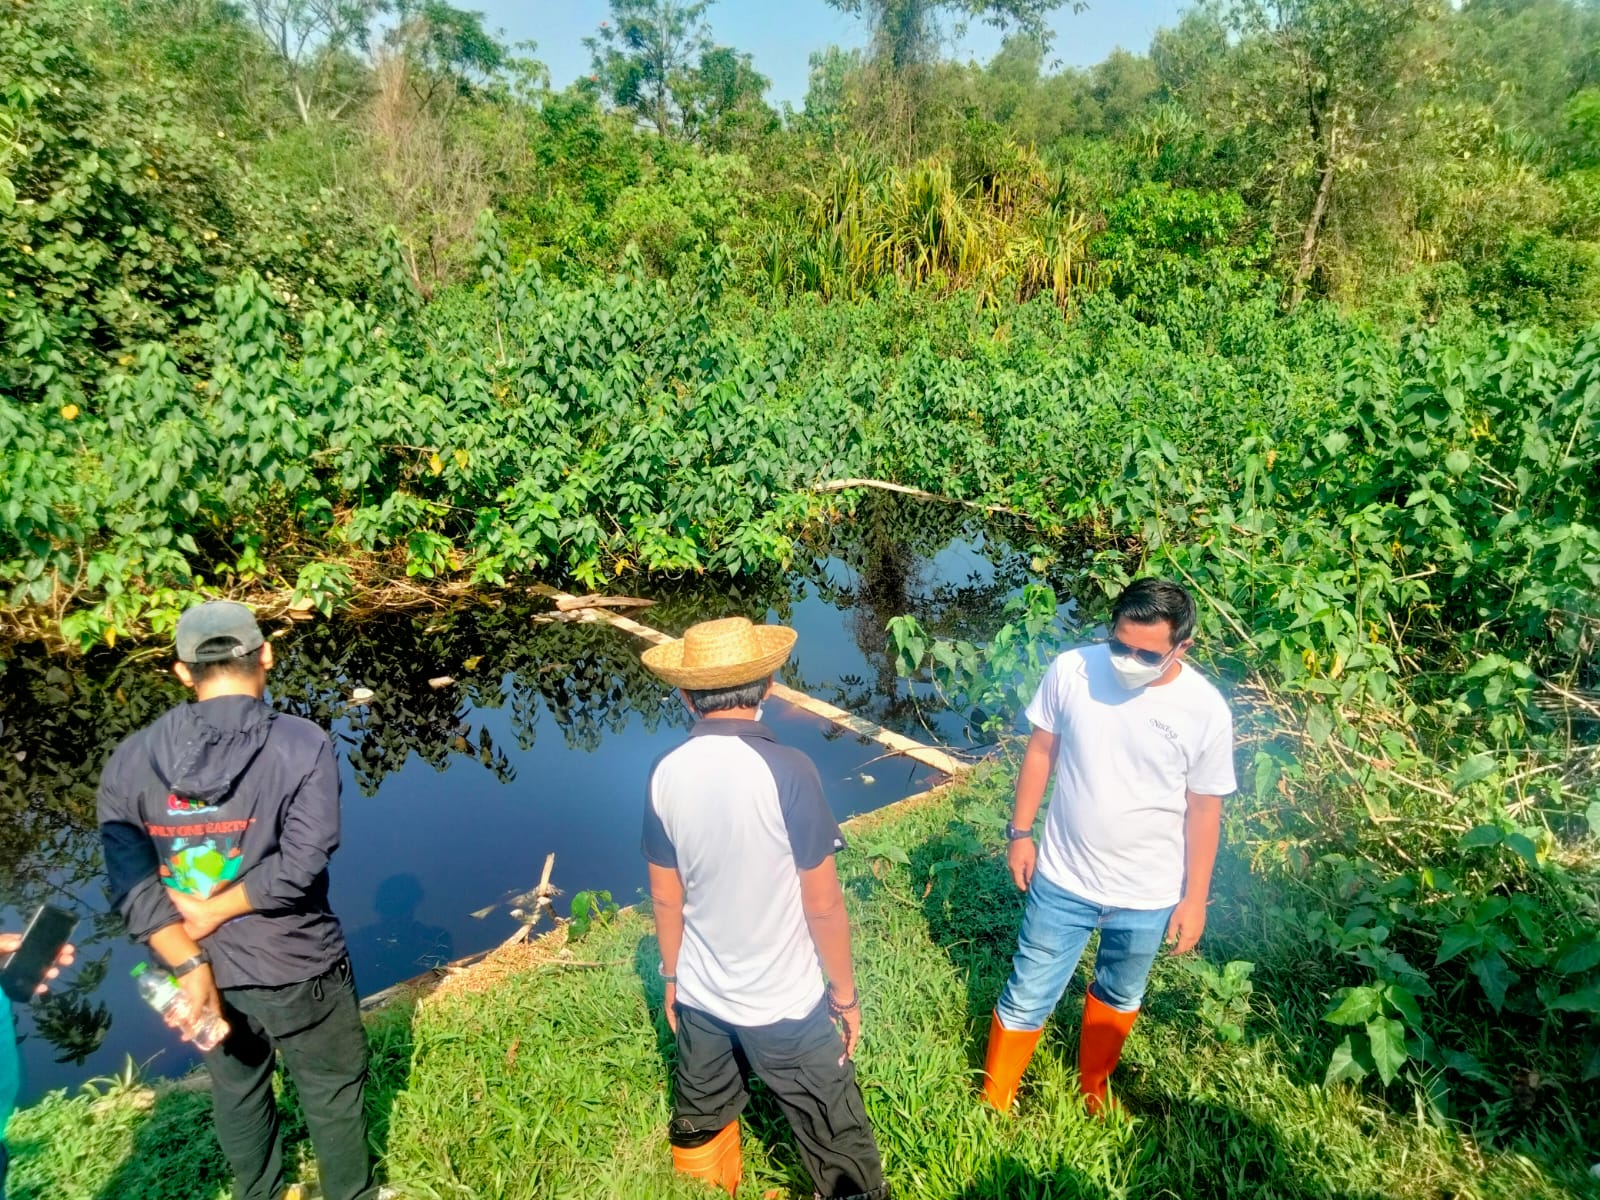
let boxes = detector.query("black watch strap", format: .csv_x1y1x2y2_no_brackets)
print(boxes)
1005,823,1034,841
172,950,210,978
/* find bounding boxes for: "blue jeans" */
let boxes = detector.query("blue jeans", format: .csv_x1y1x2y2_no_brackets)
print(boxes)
996,871,1175,1031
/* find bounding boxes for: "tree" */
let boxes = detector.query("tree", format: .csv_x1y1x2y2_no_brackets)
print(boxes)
1172,0,1446,306
823,0,1075,70
1452,0,1600,144
1087,48,1158,134
679,45,777,150
585,0,712,137
92,0,287,138
245,0,385,124
363,49,490,297
384,0,507,113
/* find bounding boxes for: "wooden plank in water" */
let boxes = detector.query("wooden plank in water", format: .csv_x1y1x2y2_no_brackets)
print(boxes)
766,683,967,777
530,583,967,774
554,594,655,612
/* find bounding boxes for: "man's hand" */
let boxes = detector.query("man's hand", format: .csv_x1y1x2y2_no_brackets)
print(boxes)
829,986,861,1061
175,963,221,1038
0,933,75,994
168,890,224,941
1164,894,1208,955
663,981,678,1034
1007,837,1036,892
168,886,251,941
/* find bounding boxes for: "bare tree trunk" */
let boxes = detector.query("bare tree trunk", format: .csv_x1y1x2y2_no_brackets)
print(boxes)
364,50,487,300
1290,126,1337,309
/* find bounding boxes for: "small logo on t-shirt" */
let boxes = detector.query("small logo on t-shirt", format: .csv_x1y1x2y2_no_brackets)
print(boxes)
166,792,220,815
1149,718,1179,742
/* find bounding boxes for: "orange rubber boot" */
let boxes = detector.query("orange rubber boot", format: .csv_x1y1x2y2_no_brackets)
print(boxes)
1078,992,1139,1117
671,1120,742,1194
981,1011,1044,1112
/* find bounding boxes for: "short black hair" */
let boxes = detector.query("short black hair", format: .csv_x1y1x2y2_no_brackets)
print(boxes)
1111,578,1196,645
685,677,770,715
183,645,264,685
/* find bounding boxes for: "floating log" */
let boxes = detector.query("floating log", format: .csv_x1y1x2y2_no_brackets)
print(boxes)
554,594,655,613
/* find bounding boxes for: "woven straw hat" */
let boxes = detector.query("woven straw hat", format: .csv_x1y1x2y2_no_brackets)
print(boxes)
641,616,797,690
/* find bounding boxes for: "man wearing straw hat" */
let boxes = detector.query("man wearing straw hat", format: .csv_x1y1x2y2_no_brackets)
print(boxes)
640,617,889,1200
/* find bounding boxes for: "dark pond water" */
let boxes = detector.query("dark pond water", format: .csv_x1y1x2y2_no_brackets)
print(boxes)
0,497,1086,1098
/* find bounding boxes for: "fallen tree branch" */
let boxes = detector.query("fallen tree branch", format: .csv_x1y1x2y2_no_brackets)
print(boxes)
1163,547,1262,652
812,478,1029,518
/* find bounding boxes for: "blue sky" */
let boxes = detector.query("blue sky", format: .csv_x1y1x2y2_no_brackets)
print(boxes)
473,1,1191,108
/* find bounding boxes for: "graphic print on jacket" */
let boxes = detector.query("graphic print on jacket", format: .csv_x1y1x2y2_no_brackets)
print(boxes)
155,792,251,897
98,693,349,989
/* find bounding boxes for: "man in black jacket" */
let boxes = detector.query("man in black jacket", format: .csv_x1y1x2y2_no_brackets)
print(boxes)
98,600,375,1200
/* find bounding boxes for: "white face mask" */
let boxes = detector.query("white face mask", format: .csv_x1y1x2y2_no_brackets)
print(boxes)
1109,649,1171,690
754,701,765,721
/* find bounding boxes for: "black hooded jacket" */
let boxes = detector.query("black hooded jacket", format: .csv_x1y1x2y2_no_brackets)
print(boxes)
97,694,348,989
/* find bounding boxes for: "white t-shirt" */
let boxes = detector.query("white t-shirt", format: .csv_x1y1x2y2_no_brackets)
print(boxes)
1027,644,1236,909
642,719,845,1027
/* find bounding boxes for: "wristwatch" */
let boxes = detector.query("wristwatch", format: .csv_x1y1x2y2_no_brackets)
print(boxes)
1005,823,1034,842
657,960,677,985
172,950,210,978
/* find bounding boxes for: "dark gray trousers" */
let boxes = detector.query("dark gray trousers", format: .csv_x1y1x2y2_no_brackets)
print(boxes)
672,1000,888,1200
204,957,375,1200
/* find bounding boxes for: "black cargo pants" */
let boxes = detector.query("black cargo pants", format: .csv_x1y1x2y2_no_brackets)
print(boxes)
204,957,376,1200
672,1000,889,1200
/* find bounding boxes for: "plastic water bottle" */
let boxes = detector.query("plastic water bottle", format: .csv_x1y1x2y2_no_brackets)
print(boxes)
131,962,229,1052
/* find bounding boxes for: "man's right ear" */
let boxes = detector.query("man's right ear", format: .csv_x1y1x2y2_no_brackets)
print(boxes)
260,641,275,672
172,661,195,689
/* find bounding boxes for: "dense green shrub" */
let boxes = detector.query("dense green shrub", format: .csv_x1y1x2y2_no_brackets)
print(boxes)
1471,231,1600,329
0,0,371,411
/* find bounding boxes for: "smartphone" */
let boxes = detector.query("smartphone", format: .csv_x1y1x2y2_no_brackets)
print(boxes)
0,904,76,1003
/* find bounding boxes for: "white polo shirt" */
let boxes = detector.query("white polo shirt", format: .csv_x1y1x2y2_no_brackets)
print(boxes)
642,719,846,1027
1027,644,1236,909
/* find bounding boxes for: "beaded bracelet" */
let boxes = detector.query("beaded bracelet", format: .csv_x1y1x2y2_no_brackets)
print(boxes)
826,989,859,1016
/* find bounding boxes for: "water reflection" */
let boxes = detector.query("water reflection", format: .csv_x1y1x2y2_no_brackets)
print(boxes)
346,875,454,983
0,496,1080,1093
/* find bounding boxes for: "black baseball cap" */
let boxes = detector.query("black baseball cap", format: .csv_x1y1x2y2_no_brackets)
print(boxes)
174,600,265,664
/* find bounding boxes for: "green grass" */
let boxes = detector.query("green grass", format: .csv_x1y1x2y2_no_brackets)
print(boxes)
8,767,1598,1199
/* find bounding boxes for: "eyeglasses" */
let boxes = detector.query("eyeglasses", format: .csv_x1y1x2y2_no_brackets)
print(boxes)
1107,636,1173,667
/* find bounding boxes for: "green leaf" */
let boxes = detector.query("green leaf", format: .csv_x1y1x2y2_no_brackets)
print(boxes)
1549,985,1600,1015
1222,960,1256,986
1581,1044,1600,1083
1444,448,1472,475
1305,705,1333,746
1366,1015,1408,1086
1435,925,1479,966
1470,952,1517,1012
1450,753,1496,791
1586,801,1600,839
1553,936,1600,975
1458,824,1502,850
1443,1049,1490,1081
1382,983,1424,1028
1502,832,1540,870
1323,1033,1370,1086
1323,985,1380,1026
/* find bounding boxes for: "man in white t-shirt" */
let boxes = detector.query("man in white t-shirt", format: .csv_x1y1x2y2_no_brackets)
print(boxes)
641,617,887,1199
981,578,1237,1116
